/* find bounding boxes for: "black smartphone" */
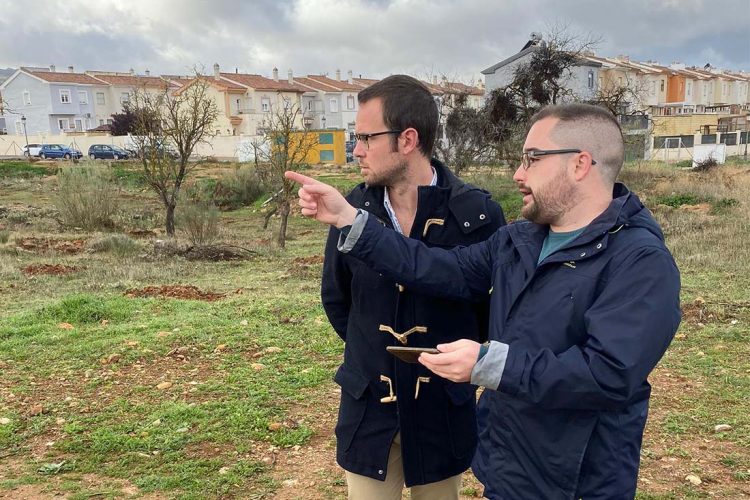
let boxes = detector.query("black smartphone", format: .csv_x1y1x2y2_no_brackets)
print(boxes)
386,346,440,364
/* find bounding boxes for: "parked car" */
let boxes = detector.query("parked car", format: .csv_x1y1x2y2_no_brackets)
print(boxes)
22,143,43,157
88,144,130,160
38,144,83,160
128,144,179,160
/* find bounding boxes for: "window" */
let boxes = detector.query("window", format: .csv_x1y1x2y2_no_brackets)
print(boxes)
60,89,71,103
78,91,88,104
107,118,113,125
96,92,105,105
283,97,291,110
329,98,338,112
120,92,130,104
720,133,737,146
261,97,271,112
15,120,22,134
687,82,692,97
347,95,355,110
319,132,334,144
320,150,334,162
58,119,67,131
650,81,656,96
618,76,623,86
587,71,594,89
307,100,313,111
660,80,665,92
23,90,31,105
99,119,104,126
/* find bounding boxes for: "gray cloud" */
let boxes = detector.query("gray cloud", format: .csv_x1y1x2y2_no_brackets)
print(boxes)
0,0,747,82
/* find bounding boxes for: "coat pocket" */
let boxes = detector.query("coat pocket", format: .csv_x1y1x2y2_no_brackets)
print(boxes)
443,382,478,459
333,364,369,452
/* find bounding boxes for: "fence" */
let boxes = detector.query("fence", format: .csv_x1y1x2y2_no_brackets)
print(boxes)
650,130,748,163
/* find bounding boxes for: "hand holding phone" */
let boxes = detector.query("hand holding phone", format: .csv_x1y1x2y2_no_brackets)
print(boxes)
386,346,440,364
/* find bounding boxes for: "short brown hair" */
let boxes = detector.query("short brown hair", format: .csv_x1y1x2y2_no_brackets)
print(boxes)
358,75,438,158
530,103,625,184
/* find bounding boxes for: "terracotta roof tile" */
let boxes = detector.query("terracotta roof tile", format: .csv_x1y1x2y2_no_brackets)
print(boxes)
88,74,176,89
220,73,306,92
293,76,340,92
304,75,362,92
23,69,104,85
352,77,380,89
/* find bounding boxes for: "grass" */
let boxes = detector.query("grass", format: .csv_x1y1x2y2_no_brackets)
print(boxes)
0,160,55,179
1,159,749,498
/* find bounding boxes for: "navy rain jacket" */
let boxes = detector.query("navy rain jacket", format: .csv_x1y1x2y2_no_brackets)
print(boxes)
342,183,681,499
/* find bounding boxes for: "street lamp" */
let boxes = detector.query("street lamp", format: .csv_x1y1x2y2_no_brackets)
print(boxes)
21,115,29,155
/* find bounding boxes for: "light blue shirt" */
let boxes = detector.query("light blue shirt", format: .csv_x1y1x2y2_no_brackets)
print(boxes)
383,167,437,235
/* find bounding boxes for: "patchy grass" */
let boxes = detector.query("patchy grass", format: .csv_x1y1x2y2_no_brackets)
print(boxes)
1,159,749,498
0,161,54,179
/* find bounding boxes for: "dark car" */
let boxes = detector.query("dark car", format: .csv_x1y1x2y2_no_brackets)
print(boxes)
88,144,130,160
38,144,83,160
345,140,356,163
128,144,179,160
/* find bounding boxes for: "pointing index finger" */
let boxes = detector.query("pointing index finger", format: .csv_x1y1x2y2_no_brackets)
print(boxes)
285,171,318,186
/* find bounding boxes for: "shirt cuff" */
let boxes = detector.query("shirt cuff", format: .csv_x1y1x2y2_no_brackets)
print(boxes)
470,340,509,390
337,209,369,253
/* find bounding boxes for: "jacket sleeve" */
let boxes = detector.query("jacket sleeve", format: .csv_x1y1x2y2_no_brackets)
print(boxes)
347,215,499,302
321,226,352,341
498,245,681,410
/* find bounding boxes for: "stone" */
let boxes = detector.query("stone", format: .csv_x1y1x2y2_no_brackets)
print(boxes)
685,474,702,486
714,424,732,432
156,381,173,390
0,417,11,425
268,422,283,431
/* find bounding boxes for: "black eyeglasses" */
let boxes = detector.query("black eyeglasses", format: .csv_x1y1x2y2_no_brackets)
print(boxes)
521,149,597,170
354,130,403,150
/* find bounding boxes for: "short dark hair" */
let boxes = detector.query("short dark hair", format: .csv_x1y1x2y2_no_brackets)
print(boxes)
358,75,438,158
529,103,626,184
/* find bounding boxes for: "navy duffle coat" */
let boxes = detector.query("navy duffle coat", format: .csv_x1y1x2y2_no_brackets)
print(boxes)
322,159,506,486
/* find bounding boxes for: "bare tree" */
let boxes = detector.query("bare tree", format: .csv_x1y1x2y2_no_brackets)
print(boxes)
435,93,495,176
254,96,318,248
485,26,601,162
128,76,219,236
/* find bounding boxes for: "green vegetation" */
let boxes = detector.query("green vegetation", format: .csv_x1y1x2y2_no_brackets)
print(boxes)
1,159,748,498
0,161,54,179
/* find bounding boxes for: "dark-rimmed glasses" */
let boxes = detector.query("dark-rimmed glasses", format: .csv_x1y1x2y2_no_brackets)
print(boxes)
354,130,403,150
521,149,597,170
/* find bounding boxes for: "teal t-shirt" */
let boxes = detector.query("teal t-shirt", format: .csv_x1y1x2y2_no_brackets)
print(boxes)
537,227,587,265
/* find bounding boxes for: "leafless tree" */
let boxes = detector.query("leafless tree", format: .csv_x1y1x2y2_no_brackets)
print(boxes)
254,96,319,248
128,76,219,236
435,93,496,176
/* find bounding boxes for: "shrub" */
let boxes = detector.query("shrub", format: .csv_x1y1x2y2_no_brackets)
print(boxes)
654,193,702,207
178,200,219,246
212,166,266,209
0,230,9,244
693,157,718,172
55,165,119,230
87,234,140,256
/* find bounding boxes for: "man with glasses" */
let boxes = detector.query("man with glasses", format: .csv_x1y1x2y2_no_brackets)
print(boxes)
287,103,681,499
319,74,505,499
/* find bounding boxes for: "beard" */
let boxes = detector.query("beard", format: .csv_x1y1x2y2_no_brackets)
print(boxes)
362,157,409,187
521,166,578,225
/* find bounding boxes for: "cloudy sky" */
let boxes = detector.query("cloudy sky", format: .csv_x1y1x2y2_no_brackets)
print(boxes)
1,0,748,82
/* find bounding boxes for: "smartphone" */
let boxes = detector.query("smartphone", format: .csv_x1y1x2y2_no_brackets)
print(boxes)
386,346,440,364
